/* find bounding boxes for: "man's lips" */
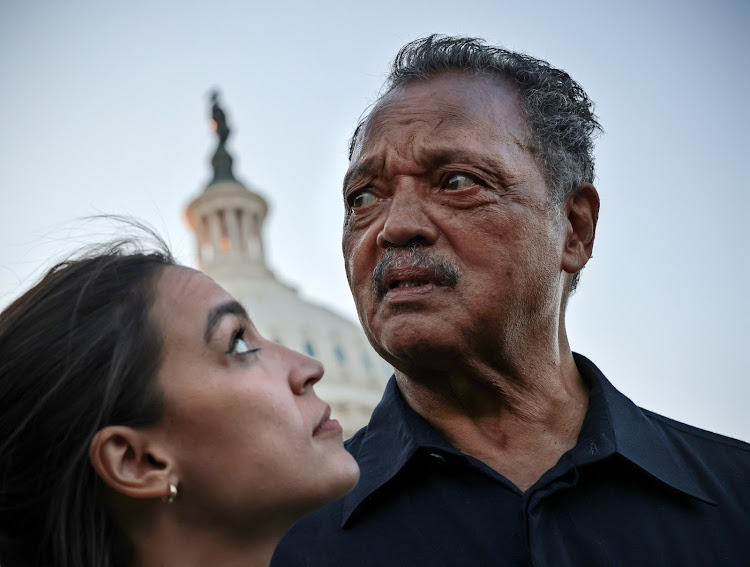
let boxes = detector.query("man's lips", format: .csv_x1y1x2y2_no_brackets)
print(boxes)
391,280,430,288
384,267,443,292
372,245,461,299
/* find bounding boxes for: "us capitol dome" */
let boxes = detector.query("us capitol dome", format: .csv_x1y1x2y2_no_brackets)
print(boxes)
184,93,391,437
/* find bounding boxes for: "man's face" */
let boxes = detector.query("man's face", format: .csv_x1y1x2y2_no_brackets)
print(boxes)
342,72,568,371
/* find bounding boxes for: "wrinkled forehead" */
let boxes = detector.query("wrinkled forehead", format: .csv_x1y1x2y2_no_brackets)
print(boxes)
350,71,530,161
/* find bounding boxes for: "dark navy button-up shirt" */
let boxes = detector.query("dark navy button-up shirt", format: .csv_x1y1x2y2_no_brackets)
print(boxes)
272,354,750,566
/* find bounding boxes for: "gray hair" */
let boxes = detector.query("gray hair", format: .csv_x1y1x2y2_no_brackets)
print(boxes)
349,34,602,291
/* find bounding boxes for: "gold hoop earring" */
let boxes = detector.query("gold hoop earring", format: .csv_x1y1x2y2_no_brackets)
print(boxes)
162,482,178,504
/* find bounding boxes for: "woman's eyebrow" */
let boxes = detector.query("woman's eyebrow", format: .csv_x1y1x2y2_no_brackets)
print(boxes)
204,300,249,344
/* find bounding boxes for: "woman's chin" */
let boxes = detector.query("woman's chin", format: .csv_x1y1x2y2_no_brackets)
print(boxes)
311,451,361,511
336,452,361,494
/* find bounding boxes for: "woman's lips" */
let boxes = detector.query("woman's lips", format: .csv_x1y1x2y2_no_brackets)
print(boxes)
313,405,343,436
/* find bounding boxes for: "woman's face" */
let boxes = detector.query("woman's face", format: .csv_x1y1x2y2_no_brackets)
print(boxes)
149,266,359,526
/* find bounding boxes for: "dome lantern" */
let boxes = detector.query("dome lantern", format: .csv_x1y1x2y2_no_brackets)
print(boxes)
186,91,272,282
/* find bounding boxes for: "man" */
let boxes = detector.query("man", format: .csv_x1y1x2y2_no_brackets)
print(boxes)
272,35,750,566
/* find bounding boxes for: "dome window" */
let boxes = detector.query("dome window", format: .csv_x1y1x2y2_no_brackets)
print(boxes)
304,340,316,357
334,344,346,366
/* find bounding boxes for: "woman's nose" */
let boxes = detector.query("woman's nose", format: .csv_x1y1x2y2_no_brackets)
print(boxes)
286,347,324,395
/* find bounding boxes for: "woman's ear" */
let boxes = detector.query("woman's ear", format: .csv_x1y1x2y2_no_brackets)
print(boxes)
89,426,177,501
561,183,600,274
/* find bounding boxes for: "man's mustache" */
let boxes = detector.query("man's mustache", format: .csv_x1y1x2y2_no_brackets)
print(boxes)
372,245,461,299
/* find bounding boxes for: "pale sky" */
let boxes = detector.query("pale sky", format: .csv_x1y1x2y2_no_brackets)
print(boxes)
1,0,748,441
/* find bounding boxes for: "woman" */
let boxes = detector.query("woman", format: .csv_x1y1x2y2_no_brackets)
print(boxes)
0,239,360,567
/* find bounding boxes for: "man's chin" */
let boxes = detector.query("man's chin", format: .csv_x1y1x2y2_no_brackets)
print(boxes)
378,334,464,371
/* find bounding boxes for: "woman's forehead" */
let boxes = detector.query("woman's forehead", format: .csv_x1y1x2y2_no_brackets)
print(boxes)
152,266,232,325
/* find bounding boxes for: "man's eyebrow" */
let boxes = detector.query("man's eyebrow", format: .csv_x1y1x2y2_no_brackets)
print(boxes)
343,146,517,192
423,147,516,185
204,300,249,344
422,148,476,166
343,157,382,192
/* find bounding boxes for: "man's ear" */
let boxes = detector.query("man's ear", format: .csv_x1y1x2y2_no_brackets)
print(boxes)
89,426,176,501
561,183,600,274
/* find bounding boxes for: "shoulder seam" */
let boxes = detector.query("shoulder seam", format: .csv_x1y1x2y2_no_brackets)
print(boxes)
642,409,750,453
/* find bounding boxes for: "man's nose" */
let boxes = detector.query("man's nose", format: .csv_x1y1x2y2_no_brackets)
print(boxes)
376,186,438,248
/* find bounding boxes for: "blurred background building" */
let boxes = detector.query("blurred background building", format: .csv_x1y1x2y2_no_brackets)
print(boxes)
185,93,391,437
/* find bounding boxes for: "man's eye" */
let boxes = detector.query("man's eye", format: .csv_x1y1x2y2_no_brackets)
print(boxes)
349,190,377,209
444,173,478,191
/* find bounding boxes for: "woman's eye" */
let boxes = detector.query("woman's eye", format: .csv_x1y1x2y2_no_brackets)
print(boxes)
445,173,478,191
348,190,377,209
227,328,256,356
230,337,252,355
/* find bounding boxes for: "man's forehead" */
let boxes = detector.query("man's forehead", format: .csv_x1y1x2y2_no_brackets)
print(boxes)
353,73,528,153
346,75,531,183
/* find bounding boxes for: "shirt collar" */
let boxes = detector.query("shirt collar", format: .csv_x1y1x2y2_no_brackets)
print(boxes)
341,376,456,525
573,353,714,505
342,354,714,525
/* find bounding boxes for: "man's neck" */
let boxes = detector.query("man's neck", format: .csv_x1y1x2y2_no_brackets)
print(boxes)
396,349,589,492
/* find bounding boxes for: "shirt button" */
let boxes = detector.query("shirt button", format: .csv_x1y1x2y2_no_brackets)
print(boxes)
429,452,447,465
